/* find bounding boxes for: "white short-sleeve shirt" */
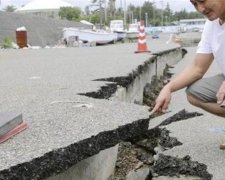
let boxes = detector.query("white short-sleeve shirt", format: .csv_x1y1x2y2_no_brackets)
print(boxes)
197,19,225,75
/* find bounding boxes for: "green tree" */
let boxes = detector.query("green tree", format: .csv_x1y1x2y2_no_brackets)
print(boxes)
113,7,124,22
58,7,81,21
2,37,13,48
188,11,204,19
80,1,205,27
141,1,155,25
4,5,16,12
89,14,100,24
90,0,105,27
108,0,116,19
174,9,189,21
164,3,173,25
127,4,138,24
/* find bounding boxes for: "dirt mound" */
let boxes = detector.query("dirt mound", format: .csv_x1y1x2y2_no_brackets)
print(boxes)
0,12,90,47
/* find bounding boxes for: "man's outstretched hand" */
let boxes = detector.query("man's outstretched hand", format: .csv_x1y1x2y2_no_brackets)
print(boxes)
150,86,172,114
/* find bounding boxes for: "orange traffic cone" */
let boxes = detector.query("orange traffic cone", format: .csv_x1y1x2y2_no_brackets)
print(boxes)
135,20,151,53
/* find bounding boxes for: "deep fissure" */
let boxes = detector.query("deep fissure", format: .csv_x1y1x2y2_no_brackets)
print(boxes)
77,56,212,179
110,110,210,180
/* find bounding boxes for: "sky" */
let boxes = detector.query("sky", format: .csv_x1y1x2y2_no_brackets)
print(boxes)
0,0,196,12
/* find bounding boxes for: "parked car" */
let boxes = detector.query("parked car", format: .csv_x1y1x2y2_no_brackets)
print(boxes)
151,31,159,39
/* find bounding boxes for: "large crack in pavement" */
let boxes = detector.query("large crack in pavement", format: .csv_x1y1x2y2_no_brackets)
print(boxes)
150,110,212,179
110,110,212,180
0,118,151,180
77,51,212,179
79,81,211,179
78,57,155,99
155,109,203,127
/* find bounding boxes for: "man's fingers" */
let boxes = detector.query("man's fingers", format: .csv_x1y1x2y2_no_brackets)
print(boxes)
151,99,166,113
151,102,161,113
217,92,225,104
151,88,171,114
162,103,168,112
162,97,170,112
217,82,225,104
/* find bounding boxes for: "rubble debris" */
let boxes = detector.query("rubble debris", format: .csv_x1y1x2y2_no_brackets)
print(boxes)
110,126,183,179
109,141,142,179
153,154,212,180
159,128,182,150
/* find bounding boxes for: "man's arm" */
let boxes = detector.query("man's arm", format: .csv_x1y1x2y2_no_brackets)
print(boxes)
152,53,214,113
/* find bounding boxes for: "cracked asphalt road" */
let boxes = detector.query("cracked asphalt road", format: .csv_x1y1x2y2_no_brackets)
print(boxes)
149,47,225,180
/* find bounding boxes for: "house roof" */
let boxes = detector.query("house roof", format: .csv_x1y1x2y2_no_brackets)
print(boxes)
17,0,73,11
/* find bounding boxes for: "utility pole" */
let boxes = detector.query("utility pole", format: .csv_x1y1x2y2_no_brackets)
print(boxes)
128,11,133,24
124,0,127,26
90,1,104,29
152,0,155,25
104,0,107,24
160,0,164,26
99,0,103,29
145,12,148,27
131,11,133,24
139,7,142,21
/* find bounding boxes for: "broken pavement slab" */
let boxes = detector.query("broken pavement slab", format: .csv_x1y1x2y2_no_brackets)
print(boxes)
0,97,150,179
151,47,225,179
0,37,181,179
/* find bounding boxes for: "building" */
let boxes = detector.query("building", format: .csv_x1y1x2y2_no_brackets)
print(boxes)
179,18,206,32
16,0,73,19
